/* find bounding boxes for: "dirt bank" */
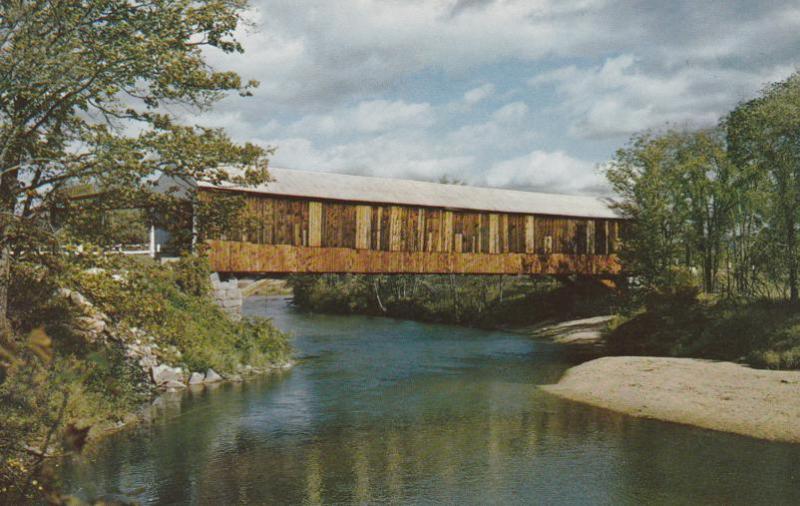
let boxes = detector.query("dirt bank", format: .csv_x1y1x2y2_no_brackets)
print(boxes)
542,356,800,443
511,315,614,346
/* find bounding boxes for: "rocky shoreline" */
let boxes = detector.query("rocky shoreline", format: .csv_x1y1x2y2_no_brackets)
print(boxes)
56,287,293,445
94,359,295,443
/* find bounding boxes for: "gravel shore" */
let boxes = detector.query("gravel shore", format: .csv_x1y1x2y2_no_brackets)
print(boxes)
542,356,800,443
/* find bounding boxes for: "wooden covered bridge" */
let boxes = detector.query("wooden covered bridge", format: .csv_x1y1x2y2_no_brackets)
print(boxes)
155,168,624,276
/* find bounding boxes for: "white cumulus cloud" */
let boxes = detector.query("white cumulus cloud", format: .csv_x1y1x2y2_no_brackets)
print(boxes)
486,150,608,194
463,83,495,105
530,55,795,139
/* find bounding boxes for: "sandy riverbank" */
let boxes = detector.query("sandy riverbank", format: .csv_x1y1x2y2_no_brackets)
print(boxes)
543,356,800,443
511,315,614,345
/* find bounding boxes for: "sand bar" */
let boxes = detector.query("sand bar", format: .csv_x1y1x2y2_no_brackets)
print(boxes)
543,356,800,443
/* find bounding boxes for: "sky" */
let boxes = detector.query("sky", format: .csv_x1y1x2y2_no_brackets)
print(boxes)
193,0,800,196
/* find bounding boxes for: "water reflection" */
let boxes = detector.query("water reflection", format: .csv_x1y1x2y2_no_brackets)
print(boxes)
62,297,800,505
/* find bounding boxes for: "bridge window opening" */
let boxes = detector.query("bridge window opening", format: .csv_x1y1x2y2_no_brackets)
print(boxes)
595,219,608,255
576,222,588,255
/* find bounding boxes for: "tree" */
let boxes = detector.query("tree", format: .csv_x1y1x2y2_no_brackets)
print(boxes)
671,130,732,293
727,73,800,302
605,129,732,292
606,132,690,288
0,0,271,330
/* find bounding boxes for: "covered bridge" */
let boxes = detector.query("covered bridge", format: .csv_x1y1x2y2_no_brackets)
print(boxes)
155,168,625,276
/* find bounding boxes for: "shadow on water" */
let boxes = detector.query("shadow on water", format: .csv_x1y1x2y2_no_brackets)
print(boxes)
60,296,800,505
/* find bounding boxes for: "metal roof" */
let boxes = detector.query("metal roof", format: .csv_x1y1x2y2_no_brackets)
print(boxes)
194,167,622,219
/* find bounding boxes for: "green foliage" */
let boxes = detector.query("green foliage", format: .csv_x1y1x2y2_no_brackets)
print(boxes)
607,72,800,302
727,73,800,300
607,296,800,370
0,0,271,218
1,1,283,501
62,205,151,248
0,0,273,332
64,251,290,372
171,253,213,297
0,323,147,503
606,129,732,292
195,191,250,242
602,72,800,371
289,274,620,328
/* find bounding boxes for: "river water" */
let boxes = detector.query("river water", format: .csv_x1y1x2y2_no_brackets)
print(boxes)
62,296,800,505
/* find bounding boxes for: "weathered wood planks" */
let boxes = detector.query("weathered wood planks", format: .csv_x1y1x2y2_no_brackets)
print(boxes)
198,189,625,275
207,240,623,276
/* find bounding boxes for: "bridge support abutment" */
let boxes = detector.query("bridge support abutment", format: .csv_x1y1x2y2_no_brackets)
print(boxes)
210,273,243,319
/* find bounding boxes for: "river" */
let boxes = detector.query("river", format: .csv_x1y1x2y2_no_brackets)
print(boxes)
61,296,800,505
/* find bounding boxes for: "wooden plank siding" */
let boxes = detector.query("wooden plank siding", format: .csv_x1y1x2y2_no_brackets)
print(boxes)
199,188,624,275
207,240,623,276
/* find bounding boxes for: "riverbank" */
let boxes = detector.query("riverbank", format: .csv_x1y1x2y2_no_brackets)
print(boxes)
543,356,800,443
509,315,614,346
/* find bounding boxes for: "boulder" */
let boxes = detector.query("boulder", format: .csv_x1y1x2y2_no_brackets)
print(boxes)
188,372,205,385
57,288,93,312
138,356,158,369
75,316,106,334
151,364,183,385
204,369,222,383
161,379,186,390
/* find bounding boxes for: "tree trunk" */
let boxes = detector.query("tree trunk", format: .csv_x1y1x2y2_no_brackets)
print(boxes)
0,236,12,339
789,220,798,303
703,248,714,293
373,278,387,313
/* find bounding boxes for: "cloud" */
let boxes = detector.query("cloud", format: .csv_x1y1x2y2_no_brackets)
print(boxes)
287,99,435,136
211,0,800,112
485,150,608,194
188,0,800,198
531,55,796,139
492,101,528,123
269,135,473,182
205,0,627,111
445,101,535,154
463,83,495,105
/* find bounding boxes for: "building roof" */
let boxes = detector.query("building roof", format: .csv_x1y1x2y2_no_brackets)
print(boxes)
192,167,622,219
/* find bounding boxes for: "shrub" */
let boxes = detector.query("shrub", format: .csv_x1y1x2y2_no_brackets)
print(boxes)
62,251,290,374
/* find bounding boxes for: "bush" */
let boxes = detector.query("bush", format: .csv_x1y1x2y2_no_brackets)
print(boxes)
606,294,800,370
171,253,213,297
62,251,290,373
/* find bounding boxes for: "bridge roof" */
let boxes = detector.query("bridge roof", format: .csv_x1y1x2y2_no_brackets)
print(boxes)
194,168,622,219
